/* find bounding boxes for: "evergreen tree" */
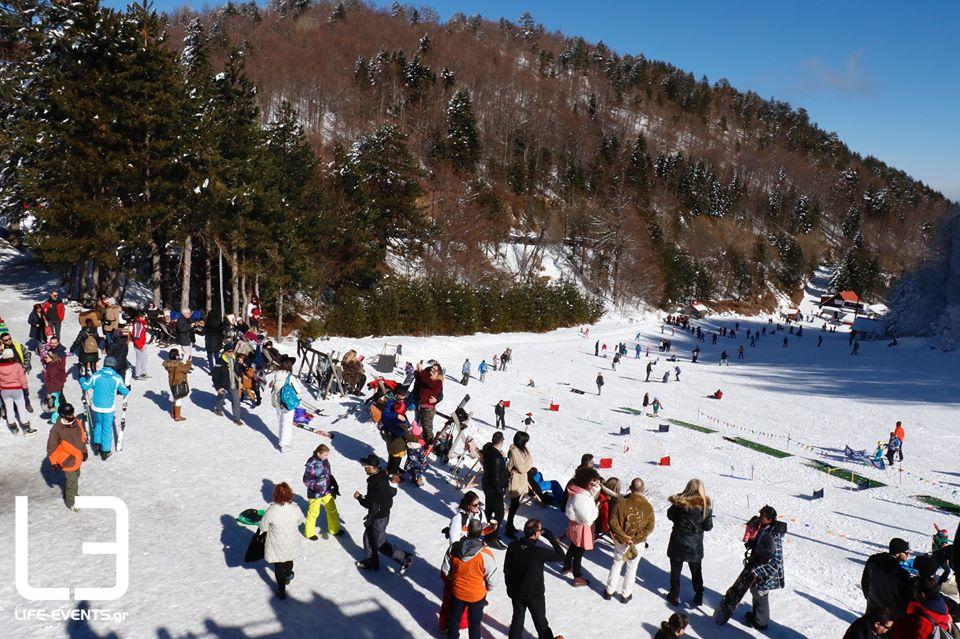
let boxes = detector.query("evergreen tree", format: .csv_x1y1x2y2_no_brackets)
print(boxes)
836,234,882,298
445,88,481,171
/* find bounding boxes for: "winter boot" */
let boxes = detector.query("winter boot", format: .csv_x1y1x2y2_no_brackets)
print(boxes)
21,423,37,436
693,591,703,607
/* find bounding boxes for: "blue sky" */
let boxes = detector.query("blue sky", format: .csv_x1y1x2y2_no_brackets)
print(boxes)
118,0,960,201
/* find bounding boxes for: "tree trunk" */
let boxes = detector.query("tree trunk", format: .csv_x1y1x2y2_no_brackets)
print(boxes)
180,234,193,312
150,238,162,307
204,249,213,313
277,293,284,339
218,245,225,318
229,249,240,318
91,263,100,299
240,270,248,322
254,273,260,299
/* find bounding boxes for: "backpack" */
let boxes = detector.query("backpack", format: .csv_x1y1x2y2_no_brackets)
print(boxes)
83,333,99,354
280,374,299,411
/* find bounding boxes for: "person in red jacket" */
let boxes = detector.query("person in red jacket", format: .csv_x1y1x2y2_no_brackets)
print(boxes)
889,574,952,639
42,350,67,424
414,360,444,443
41,291,65,339
131,311,149,380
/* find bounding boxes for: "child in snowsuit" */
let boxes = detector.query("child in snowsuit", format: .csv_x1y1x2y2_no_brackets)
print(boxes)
303,444,340,539
652,398,663,416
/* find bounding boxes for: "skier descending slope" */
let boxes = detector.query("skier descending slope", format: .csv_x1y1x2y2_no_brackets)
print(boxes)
79,356,130,460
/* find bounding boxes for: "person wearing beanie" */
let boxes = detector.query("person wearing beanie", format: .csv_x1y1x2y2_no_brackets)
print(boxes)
354,453,413,573
861,537,913,616
163,349,191,421
0,347,35,435
79,357,129,460
46,404,88,511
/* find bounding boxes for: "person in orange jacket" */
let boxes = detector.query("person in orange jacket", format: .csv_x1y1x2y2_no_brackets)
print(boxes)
441,519,498,639
46,404,88,511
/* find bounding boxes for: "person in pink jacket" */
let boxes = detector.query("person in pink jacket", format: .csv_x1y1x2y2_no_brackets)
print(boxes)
0,348,35,435
562,466,602,587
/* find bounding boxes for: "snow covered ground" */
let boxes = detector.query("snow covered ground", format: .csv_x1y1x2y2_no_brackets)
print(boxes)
1,241,959,639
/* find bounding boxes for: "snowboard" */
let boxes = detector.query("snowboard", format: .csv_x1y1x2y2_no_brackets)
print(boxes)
713,566,756,625
237,508,265,526
424,394,470,458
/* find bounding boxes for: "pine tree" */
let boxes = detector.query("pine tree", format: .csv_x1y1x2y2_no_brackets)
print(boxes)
446,88,481,171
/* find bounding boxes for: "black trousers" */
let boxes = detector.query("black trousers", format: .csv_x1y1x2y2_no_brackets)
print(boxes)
668,559,703,597
274,560,293,593
509,595,553,639
564,544,585,578
495,414,506,429
484,489,505,526
447,597,484,639
387,454,402,476
506,497,520,530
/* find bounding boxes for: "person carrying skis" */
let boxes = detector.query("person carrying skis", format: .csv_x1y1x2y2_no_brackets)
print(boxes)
131,311,149,380
303,443,340,540
162,349,191,422
504,518,566,639
441,519,497,639
42,291,65,339
478,360,488,383
596,372,605,395
46,403,87,511
354,453,414,573
461,359,471,386
79,356,129,459
0,347,35,435
604,478,655,603
742,505,787,630
72,319,101,377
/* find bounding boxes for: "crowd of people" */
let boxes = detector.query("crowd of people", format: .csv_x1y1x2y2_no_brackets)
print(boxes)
7,287,958,638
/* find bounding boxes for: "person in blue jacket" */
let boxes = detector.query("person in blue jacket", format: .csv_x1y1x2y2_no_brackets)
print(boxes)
478,360,488,383
79,356,130,460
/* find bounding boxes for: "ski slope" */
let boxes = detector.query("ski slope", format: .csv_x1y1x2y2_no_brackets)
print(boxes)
1,242,959,639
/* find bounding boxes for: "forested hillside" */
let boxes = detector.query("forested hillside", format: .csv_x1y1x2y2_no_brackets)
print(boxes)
1,0,952,334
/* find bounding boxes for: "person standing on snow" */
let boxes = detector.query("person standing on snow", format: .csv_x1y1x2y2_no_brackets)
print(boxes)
131,311,149,380
461,358,471,386
504,518,566,639
596,372,605,395
743,505,787,630
652,398,663,416
893,422,905,462
202,310,224,372
481,431,508,541
662,370,670,384
414,360,443,443
72,319,101,378
1,331,34,413
562,466,602,587
258,482,303,600
46,403,87,511
674,366,681,382
494,400,506,430
106,325,131,385
162,349,191,422
441,519,497,639
27,303,47,350
79,356,129,460
175,308,196,364
666,479,713,607
0,348,35,435
595,340,600,357
646,360,654,381
478,360,488,383
884,432,902,467
604,478,655,603
505,431,533,539
861,538,913,616
99,297,121,350
270,356,303,453
354,453,415,573
213,342,243,425
303,443,341,540
720,350,729,366
42,291,65,339
42,349,67,423
612,351,621,370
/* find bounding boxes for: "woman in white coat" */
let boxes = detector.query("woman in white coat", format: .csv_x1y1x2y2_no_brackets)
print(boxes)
258,482,304,599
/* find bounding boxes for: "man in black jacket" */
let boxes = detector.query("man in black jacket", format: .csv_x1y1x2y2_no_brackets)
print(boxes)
481,432,508,533
504,519,565,639
354,454,413,573
861,538,913,616
494,401,506,430
175,309,195,364
842,606,894,639
203,311,224,372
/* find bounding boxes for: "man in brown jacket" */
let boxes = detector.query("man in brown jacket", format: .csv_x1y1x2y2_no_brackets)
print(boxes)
604,477,655,603
46,404,88,511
